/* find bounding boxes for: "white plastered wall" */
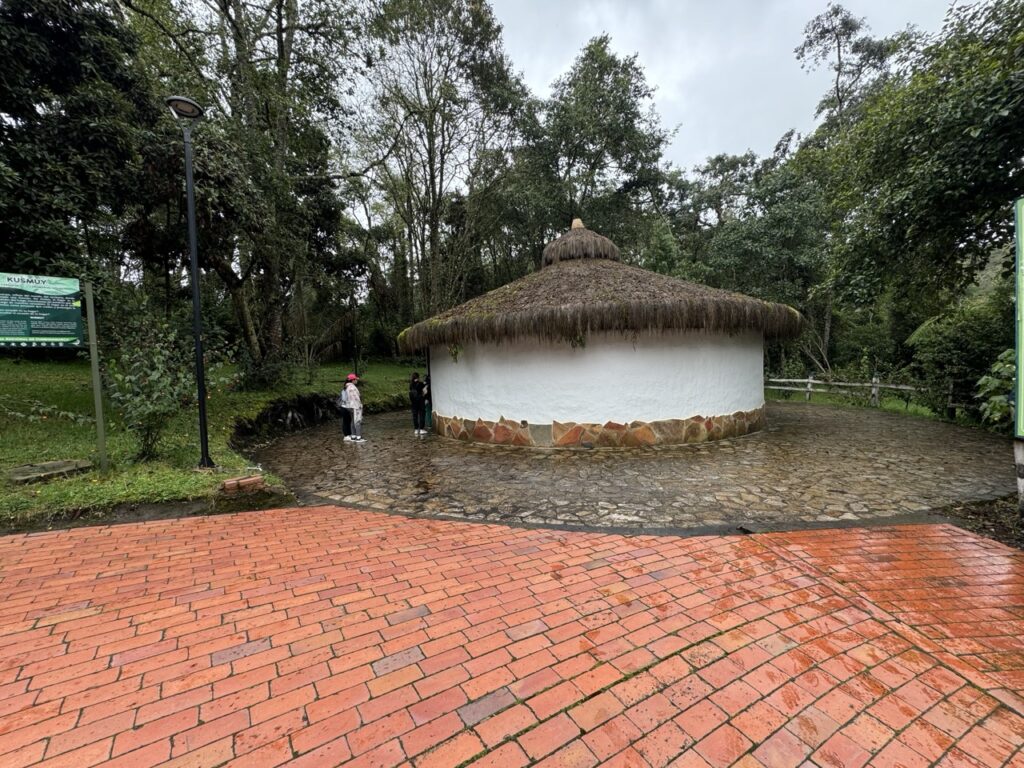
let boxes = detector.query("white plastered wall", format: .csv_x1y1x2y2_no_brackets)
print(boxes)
430,329,764,424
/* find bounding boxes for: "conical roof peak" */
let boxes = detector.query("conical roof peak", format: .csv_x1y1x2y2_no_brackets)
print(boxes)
542,220,620,268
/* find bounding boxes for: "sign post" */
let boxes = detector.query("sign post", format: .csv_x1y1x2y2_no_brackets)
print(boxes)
1015,199,1024,516
1,272,106,471
84,283,108,472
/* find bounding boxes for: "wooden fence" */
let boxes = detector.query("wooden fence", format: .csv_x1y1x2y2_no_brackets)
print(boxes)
765,377,965,414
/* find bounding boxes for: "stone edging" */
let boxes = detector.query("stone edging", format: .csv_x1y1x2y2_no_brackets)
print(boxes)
291,495,962,539
432,406,766,447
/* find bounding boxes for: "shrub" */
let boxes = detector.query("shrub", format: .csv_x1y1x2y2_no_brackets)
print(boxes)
906,280,1012,418
237,348,294,391
106,316,195,460
977,348,1014,433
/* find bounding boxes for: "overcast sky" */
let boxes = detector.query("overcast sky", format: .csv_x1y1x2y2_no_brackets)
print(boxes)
488,0,954,171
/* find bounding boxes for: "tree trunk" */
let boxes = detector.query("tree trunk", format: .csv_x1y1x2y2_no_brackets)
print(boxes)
821,291,833,374
229,283,262,363
205,247,262,363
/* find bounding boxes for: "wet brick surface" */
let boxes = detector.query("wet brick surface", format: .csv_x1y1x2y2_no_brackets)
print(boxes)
0,507,1022,766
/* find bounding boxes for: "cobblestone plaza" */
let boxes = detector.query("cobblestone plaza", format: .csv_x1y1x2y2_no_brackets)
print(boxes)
255,402,1013,531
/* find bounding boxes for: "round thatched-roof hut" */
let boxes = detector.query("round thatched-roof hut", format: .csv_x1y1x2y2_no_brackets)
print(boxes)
399,219,802,447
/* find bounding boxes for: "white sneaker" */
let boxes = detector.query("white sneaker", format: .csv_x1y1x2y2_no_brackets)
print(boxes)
343,436,354,442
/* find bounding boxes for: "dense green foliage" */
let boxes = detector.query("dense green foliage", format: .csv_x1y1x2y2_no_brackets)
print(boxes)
837,2,1024,295
906,282,1013,416
0,0,158,276
978,348,1015,431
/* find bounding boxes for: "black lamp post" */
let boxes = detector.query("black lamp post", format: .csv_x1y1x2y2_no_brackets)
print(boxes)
166,95,214,468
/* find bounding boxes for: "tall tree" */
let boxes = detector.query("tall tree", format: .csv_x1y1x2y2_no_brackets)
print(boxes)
0,0,157,276
123,0,367,377
357,0,523,315
795,3,907,125
786,4,907,372
540,34,669,251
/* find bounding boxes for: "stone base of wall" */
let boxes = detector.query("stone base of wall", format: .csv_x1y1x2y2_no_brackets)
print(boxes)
432,407,765,447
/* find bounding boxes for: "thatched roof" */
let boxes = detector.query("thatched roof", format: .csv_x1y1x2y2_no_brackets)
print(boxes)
398,222,803,352
542,218,620,266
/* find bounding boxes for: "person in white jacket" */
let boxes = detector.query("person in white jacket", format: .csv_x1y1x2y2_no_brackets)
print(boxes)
344,373,365,442
337,378,353,439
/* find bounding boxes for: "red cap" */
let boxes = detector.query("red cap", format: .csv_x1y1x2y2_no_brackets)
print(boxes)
347,373,358,381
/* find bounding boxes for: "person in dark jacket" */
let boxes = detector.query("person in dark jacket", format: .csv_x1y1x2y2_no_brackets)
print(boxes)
423,374,432,431
409,372,427,435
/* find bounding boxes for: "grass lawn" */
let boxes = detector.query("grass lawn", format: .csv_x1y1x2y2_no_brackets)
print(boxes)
0,358,415,528
767,388,937,419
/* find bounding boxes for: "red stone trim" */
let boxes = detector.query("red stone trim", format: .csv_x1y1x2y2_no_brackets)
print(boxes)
432,407,765,447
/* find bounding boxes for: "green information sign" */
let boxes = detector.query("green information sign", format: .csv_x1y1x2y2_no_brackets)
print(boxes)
1017,199,1024,438
0,273,83,348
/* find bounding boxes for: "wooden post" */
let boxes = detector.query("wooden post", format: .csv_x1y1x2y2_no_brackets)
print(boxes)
945,380,956,420
84,282,108,472
805,376,813,402
870,375,880,407
1015,197,1023,518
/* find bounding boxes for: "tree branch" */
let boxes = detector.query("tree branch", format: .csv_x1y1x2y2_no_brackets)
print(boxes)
295,110,420,182
118,0,230,109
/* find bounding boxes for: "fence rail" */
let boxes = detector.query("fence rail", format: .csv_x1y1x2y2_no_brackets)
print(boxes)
765,376,965,413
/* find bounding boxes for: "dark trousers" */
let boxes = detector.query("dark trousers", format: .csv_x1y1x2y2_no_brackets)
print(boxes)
411,399,425,430
340,407,353,437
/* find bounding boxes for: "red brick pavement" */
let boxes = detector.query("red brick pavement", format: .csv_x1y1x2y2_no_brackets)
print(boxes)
0,508,1022,767
769,527,1024,695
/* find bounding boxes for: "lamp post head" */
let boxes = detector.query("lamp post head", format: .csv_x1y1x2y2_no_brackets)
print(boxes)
165,96,204,120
